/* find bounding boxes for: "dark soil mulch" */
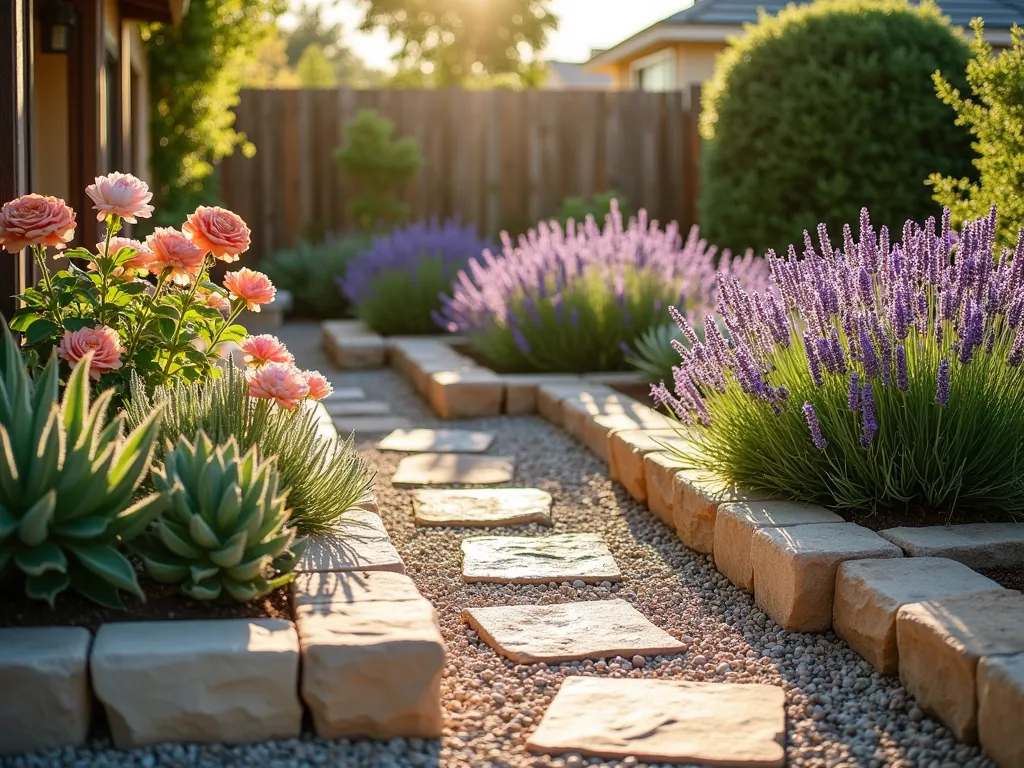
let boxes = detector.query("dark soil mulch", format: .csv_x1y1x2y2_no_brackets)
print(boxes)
0,578,292,632
976,565,1024,593
835,506,1018,532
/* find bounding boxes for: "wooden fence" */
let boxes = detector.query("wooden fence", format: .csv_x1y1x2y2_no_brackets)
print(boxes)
220,87,702,262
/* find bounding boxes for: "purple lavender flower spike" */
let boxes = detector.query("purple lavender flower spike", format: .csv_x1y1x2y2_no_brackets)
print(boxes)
569,307,580,330
936,359,951,406
1009,329,1024,367
805,337,823,386
859,383,877,447
511,325,531,355
848,370,860,411
802,402,828,450
858,322,880,379
896,344,908,391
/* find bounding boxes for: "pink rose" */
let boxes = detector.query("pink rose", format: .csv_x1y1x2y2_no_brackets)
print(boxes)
146,227,207,285
85,172,154,223
223,268,276,312
95,236,154,277
197,288,232,315
56,326,123,380
0,194,77,253
240,334,294,368
183,206,251,262
248,363,309,409
302,370,333,401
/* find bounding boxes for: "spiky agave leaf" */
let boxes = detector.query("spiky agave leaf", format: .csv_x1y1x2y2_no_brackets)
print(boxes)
137,431,302,602
0,322,165,608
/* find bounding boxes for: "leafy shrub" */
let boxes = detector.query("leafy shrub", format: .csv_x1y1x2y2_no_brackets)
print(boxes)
137,432,302,602
125,365,374,534
341,220,492,336
262,234,371,319
699,0,974,257
0,326,165,608
557,191,631,227
656,206,1024,519
930,20,1024,248
332,109,424,231
437,203,769,373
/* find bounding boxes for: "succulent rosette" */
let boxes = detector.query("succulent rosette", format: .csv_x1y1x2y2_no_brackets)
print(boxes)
657,206,1024,518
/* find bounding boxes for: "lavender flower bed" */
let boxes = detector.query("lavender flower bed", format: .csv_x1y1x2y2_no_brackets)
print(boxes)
658,206,1024,519
437,204,769,373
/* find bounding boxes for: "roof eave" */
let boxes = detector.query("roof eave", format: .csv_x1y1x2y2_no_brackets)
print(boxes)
584,23,738,72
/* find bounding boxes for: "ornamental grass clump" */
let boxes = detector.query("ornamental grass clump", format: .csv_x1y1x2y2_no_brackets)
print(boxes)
437,202,769,373
656,206,1024,519
339,220,491,336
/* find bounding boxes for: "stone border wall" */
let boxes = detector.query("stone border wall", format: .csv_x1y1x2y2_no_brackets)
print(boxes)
0,404,445,757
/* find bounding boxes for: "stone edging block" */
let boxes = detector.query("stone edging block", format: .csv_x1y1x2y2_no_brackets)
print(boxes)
501,374,583,415
0,627,92,755
643,451,685,529
428,369,505,419
321,321,387,369
297,507,406,574
536,382,616,426
673,470,774,556
978,652,1024,768
879,523,1024,569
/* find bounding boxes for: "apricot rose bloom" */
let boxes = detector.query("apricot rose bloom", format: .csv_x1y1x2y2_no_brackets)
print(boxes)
56,326,123,380
240,334,294,368
248,362,309,409
302,370,333,401
223,268,276,312
85,172,154,223
0,194,77,253
197,287,232,315
183,206,251,262
146,227,206,285
96,237,154,277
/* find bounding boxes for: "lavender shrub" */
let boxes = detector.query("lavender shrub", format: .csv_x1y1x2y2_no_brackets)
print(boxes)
436,202,768,372
657,206,1024,518
339,220,491,336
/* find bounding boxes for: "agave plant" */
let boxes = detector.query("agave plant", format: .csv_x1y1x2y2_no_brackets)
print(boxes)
136,432,303,602
0,325,164,608
626,323,689,383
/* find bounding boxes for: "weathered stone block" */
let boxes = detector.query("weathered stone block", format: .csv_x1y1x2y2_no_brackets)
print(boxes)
561,393,640,443
672,469,773,555
334,336,388,370
897,590,1024,743
536,383,614,426
978,652,1024,768
833,557,1004,675
0,627,91,755
643,451,685,528
297,508,405,574
428,369,504,419
607,428,677,490
879,523,1024,568
410,357,477,396
91,619,302,748
501,374,582,415
715,501,843,592
584,409,672,464
750,522,902,632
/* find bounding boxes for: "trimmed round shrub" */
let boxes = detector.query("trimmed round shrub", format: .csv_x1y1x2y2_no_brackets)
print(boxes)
262,234,371,319
656,206,1024,520
437,203,770,373
699,0,975,257
339,220,492,336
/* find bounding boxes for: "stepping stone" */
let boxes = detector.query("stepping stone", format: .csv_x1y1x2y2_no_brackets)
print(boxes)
978,652,1024,768
526,677,786,766
461,534,621,584
297,509,405,574
392,453,515,487
413,488,552,527
376,428,495,454
897,590,1024,742
879,523,1024,568
463,600,685,663
322,386,366,402
324,400,391,417
833,557,1005,675
334,415,413,437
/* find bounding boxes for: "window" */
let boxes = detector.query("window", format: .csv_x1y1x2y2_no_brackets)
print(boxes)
104,51,121,170
635,55,674,92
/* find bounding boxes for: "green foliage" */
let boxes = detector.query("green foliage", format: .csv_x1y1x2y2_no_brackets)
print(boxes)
144,0,286,225
930,20,1024,247
355,255,459,336
296,44,338,88
137,432,302,602
698,0,975,256
332,109,424,231
124,366,374,535
557,192,632,228
625,323,686,383
261,235,370,319
357,0,558,86
0,327,165,608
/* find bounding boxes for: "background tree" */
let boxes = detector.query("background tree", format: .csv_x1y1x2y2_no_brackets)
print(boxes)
930,20,1024,247
356,0,557,86
297,43,339,87
232,33,301,88
144,0,286,226
284,2,382,86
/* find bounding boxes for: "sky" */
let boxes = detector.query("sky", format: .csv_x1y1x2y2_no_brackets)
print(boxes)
282,0,688,69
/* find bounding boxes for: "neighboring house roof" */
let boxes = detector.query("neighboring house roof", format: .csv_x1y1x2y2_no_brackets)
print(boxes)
545,60,614,88
587,0,1021,70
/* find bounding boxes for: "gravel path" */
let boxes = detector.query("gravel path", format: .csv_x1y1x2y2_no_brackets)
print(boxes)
3,323,996,768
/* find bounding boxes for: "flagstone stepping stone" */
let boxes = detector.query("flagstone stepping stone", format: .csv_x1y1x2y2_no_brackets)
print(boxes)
413,488,552,527
324,400,391,417
377,428,495,453
322,387,366,402
297,509,406,574
392,453,515,487
463,600,685,663
526,677,786,766
334,415,413,437
461,534,621,584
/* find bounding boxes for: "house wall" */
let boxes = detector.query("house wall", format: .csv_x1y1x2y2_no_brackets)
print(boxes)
31,28,70,201
607,41,726,104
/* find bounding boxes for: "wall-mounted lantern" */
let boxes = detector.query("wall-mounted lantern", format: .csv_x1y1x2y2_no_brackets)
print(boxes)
40,0,78,55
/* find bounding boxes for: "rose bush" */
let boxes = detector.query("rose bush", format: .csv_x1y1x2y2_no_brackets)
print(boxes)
1,173,276,396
